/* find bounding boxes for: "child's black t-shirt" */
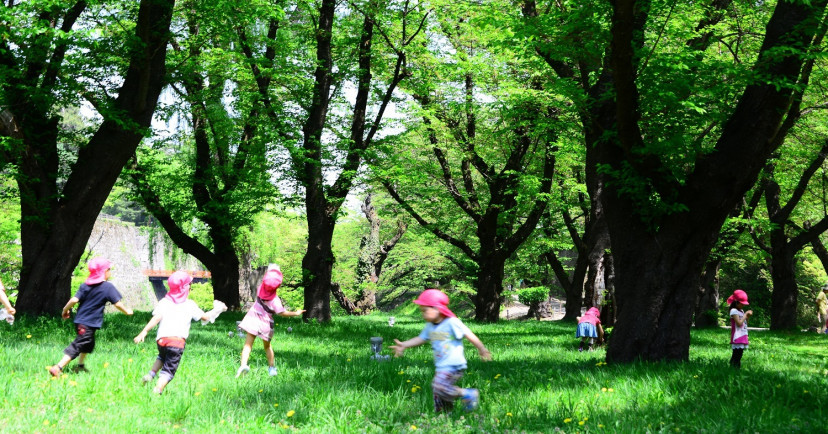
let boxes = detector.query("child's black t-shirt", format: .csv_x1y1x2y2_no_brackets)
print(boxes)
73,281,123,329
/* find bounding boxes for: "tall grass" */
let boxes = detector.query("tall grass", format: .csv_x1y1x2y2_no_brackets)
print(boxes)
1,312,826,432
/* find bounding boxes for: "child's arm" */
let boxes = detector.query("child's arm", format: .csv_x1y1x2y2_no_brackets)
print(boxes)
134,314,163,343
464,330,492,361
597,324,605,344
61,297,80,319
390,337,426,357
113,300,133,316
732,311,752,327
0,284,14,315
276,309,305,318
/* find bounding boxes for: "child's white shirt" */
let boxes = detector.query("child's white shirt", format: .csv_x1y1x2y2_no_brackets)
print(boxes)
154,298,204,340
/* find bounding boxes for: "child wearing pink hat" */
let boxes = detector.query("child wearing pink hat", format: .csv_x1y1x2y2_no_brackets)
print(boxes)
576,307,605,351
236,265,304,377
133,271,227,394
390,289,492,412
727,289,753,369
49,257,133,376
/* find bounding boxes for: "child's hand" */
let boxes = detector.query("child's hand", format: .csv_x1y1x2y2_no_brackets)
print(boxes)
6,306,14,316
134,331,146,344
61,310,70,319
293,309,305,316
745,310,753,317
478,347,492,361
390,339,406,357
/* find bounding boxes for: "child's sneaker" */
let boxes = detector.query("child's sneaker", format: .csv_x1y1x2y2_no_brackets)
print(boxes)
152,387,163,395
48,365,62,377
461,388,479,411
268,366,278,376
236,365,250,378
142,374,154,384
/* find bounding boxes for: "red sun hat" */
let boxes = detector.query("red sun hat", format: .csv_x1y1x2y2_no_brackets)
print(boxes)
165,271,193,304
413,289,456,318
84,257,112,285
727,289,749,306
257,268,283,301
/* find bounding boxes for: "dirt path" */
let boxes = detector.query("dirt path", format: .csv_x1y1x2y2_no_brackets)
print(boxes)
500,294,567,321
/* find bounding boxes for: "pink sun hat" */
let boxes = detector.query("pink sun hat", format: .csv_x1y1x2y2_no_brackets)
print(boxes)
257,268,283,301
165,271,193,304
84,257,112,285
413,289,456,318
726,289,749,305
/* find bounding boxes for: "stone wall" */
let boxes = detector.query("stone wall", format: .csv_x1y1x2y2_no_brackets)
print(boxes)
87,216,200,312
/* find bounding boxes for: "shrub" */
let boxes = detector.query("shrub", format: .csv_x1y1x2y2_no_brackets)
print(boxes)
516,286,549,305
189,282,214,310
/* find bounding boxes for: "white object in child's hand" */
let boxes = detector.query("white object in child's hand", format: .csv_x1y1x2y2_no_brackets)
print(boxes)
201,300,229,325
0,308,13,325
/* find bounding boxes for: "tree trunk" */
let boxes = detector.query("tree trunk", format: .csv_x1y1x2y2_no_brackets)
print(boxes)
302,205,335,322
599,251,617,327
769,235,798,330
474,255,507,321
209,236,241,308
13,0,174,315
694,259,721,328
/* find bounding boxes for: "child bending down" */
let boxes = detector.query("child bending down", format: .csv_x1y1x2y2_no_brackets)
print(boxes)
576,307,604,351
50,258,133,376
236,266,304,377
0,278,15,320
391,289,492,413
134,271,227,394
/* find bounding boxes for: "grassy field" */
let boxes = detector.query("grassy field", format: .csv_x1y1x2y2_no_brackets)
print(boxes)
1,312,827,433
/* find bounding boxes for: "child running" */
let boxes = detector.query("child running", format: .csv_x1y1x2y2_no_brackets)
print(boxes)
236,265,304,377
50,257,133,376
0,278,15,321
391,289,492,412
727,289,752,369
133,271,227,394
576,307,604,351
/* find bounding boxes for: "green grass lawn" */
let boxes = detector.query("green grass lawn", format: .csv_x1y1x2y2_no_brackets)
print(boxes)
1,312,826,433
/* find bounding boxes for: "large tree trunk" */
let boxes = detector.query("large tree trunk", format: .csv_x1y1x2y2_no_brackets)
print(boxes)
474,255,507,321
209,235,241,308
694,259,721,328
768,234,799,329
14,0,174,315
302,205,335,322
599,251,616,327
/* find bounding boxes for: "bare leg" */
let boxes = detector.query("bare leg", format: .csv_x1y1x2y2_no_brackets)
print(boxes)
240,333,256,367
56,354,73,369
263,339,275,367
154,377,170,394
77,353,88,365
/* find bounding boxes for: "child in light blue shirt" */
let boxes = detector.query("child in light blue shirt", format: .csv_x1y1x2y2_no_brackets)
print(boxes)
392,289,491,412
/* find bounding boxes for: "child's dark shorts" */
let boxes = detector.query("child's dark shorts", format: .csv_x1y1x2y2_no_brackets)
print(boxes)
64,324,97,358
156,337,186,382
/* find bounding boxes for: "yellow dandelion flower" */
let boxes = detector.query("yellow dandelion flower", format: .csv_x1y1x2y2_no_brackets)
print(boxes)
776,384,782,388
43,420,50,426
584,417,589,421
274,403,279,407
564,418,572,423
410,426,418,431
506,412,513,417
406,379,411,383
69,380,77,387
195,391,201,396
693,375,698,378
601,387,608,392
103,362,110,368
26,334,32,339
608,388,614,392
411,386,418,393
803,390,809,394
286,410,295,417
128,358,133,363
579,421,585,426
599,424,605,428
86,408,93,413
398,370,404,375
494,373,502,379
347,358,351,362
258,389,263,393
212,388,217,392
